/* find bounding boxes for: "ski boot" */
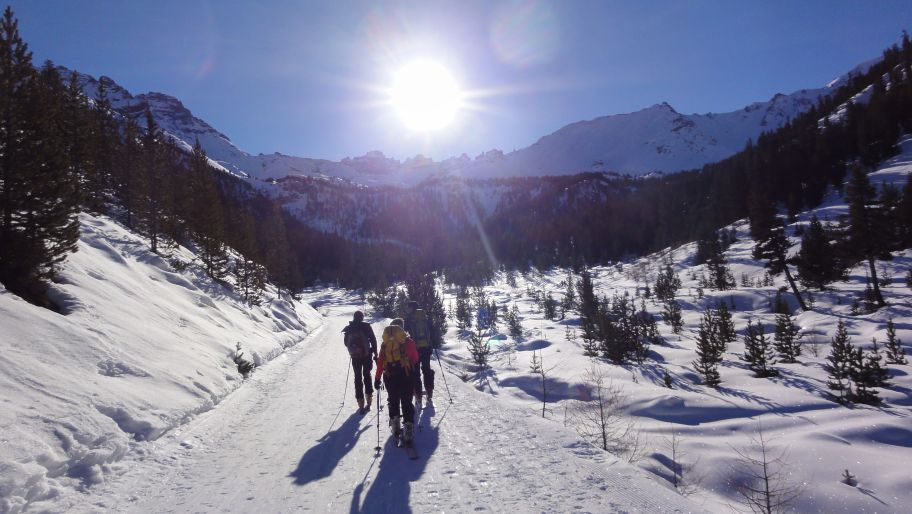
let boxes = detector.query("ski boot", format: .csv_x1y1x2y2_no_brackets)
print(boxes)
366,392,373,410
425,390,433,407
389,416,402,439
414,392,423,409
402,421,415,446
357,397,365,412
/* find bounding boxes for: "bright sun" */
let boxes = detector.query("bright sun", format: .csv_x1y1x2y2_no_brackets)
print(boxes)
390,60,462,131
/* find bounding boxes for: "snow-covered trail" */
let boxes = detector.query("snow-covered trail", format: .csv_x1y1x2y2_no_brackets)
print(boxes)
74,299,701,513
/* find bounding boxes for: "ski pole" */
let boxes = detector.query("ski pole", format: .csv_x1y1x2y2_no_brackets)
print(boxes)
374,381,382,454
341,356,351,407
434,348,453,404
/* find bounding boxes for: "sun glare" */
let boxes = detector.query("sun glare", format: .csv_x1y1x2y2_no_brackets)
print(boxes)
390,60,462,131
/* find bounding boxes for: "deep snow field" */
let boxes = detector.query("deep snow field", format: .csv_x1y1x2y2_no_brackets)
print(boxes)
430,142,912,512
0,214,322,513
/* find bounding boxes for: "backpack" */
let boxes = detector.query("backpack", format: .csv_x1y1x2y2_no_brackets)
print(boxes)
382,325,413,375
410,309,431,349
344,325,370,358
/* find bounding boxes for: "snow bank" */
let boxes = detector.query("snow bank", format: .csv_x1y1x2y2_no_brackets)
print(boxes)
0,213,322,514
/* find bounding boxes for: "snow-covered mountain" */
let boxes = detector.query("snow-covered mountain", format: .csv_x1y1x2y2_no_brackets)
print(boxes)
66,59,876,186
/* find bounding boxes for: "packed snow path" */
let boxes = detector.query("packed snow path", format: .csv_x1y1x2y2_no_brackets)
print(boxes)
74,299,701,513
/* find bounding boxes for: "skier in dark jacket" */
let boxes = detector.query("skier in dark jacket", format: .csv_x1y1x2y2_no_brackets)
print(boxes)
342,311,378,412
404,300,435,407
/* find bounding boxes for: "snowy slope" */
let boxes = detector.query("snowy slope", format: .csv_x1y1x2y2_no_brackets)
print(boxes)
66,298,703,514
0,214,322,514
428,137,912,513
64,58,875,186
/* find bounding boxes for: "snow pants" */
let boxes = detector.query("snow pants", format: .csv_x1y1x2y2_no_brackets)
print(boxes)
383,369,414,424
413,347,435,396
352,356,373,401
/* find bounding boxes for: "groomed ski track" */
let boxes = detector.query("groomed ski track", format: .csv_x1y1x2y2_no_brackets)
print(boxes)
74,297,703,513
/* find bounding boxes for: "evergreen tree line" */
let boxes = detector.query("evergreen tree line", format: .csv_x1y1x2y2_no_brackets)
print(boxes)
0,7,308,307
575,271,662,364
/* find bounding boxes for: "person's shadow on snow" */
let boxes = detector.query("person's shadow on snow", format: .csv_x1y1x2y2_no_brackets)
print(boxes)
350,404,442,514
290,412,368,486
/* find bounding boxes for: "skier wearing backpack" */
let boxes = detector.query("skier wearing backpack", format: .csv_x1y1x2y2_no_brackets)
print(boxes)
404,300,435,407
342,311,378,413
374,318,419,446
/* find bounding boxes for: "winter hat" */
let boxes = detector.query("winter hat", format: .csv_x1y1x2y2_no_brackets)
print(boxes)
353,310,364,322
391,318,404,327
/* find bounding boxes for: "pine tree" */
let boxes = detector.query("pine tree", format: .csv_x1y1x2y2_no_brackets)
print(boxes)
842,163,891,307
847,343,882,405
796,216,842,290
884,317,907,364
773,312,802,363
136,109,173,254
743,319,778,377
0,16,80,306
232,209,266,305
692,318,722,387
899,174,912,247
507,303,523,339
654,264,681,302
84,77,117,213
715,301,737,346
187,140,228,280
826,321,854,403
754,219,808,311
661,300,684,334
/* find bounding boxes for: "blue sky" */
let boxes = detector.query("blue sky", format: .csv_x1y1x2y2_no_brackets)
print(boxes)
10,0,912,161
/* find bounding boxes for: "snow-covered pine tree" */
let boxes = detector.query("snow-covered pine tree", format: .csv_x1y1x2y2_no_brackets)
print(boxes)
742,319,778,378
884,317,907,364
773,312,802,363
825,321,854,403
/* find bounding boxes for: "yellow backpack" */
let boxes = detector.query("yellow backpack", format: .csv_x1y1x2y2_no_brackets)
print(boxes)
382,325,412,375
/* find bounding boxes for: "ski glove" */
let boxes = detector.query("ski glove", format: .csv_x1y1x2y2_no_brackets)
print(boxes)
374,378,382,390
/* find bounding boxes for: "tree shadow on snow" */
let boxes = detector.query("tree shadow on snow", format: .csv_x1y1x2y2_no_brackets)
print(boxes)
289,412,369,487
351,403,442,514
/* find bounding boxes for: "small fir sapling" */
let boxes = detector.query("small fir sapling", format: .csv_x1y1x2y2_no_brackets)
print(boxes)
825,321,854,403
773,312,803,363
884,317,907,364
742,319,779,378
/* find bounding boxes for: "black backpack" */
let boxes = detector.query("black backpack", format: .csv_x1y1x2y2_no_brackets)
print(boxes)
344,326,370,358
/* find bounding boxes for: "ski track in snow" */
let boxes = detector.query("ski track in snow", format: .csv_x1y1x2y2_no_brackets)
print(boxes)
73,301,701,514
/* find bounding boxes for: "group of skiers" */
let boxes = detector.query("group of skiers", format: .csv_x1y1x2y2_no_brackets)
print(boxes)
341,301,437,447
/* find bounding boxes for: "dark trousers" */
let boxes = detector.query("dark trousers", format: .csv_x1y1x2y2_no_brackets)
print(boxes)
384,370,415,424
413,347,435,396
352,356,373,400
